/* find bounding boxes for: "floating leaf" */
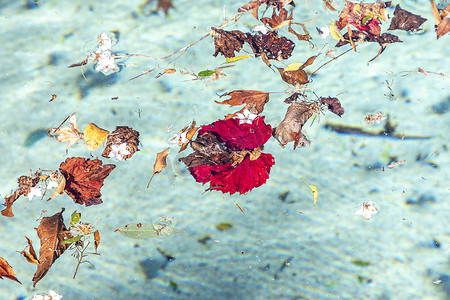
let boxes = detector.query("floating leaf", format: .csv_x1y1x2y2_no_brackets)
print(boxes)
437,17,450,39
61,235,82,245
147,148,170,188
48,114,83,153
70,211,81,227
115,223,182,239
261,8,293,30
216,90,269,118
388,5,427,32
83,123,109,151
197,70,216,77
225,55,251,63
33,208,72,287
47,176,65,201
284,62,302,72
0,257,21,284
20,236,39,264
330,20,343,41
94,230,100,252
211,28,246,58
300,178,318,205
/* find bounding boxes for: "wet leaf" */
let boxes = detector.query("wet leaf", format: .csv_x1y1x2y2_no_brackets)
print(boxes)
215,90,269,118
437,17,450,39
33,208,72,287
0,257,21,284
94,230,100,252
115,222,182,239
388,5,427,32
197,70,216,77
147,148,170,188
59,157,116,206
225,54,251,63
273,102,318,148
83,123,109,152
300,178,318,205
261,8,293,30
212,28,246,58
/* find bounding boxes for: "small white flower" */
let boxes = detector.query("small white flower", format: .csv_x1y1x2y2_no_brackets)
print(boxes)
32,290,63,300
253,25,270,35
97,32,112,52
317,25,330,38
28,186,44,201
47,180,59,190
236,109,258,125
108,143,131,160
355,201,378,220
93,51,119,75
169,131,189,144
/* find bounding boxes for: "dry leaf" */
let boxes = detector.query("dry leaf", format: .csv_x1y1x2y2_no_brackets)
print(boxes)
211,28,246,58
288,22,310,41
388,5,427,32
147,148,170,188
430,0,441,25
0,257,21,284
155,0,174,15
323,0,336,11
20,236,39,264
48,114,83,152
2,173,41,217
300,178,318,205
216,90,269,118
176,121,199,153
83,123,109,152
102,126,140,160
47,176,66,201
94,230,100,252
273,102,318,148
261,8,292,30
437,17,450,39
245,31,295,60
32,208,72,287
276,55,316,86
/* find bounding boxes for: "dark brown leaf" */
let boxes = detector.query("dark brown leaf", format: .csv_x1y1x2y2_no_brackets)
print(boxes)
155,0,174,15
273,102,318,148
0,257,21,284
388,5,427,31
1,191,20,217
276,67,308,86
216,90,269,118
59,158,116,206
284,92,305,104
32,208,72,287
2,173,41,217
94,230,100,252
244,31,295,60
212,28,246,58
288,22,310,41
102,126,140,160
320,97,345,116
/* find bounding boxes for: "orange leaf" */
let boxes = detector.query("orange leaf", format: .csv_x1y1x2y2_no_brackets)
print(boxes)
147,148,170,188
0,257,21,284
215,90,269,118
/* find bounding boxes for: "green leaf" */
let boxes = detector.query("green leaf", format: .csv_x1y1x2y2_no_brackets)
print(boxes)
115,223,182,239
197,70,215,77
61,235,82,245
70,211,81,227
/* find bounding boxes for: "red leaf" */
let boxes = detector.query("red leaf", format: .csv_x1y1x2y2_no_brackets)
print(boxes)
59,157,115,206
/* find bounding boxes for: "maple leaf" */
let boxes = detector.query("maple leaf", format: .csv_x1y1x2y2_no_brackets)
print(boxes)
59,157,116,206
48,114,83,153
32,208,72,287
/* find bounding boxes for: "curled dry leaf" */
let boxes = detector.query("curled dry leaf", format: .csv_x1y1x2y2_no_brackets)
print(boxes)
59,157,116,206
276,55,317,86
94,230,100,252
102,126,140,160
273,102,319,149
83,123,109,152
47,176,66,201
245,31,295,60
147,148,170,188
215,90,269,118
388,5,427,32
211,28,246,58
320,97,344,117
2,172,41,217
20,236,39,265
48,114,83,152
261,8,292,30
437,17,450,39
174,121,198,153
32,208,73,287
0,257,21,284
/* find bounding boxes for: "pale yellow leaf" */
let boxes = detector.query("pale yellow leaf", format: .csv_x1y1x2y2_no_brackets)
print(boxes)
300,178,318,205
226,55,251,63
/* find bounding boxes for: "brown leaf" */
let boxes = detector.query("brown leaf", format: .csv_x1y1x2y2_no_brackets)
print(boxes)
276,67,308,86
0,257,21,284
388,5,427,32
211,28,246,58
1,191,20,217
244,31,295,60
320,97,345,116
102,126,140,160
20,251,39,265
238,0,267,15
155,0,174,15
215,90,269,118
48,114,83,153
430,0,441,25
25,236,39,264
94,230,100,252
288,22,310,41
261,8,292,30
323,0,337,11
59,157,116,206
437,17,450,39
47,176,66,201
2,173,41,217
32,208,72,287
273,102,318,148
178,121,199,153
147,148,170,188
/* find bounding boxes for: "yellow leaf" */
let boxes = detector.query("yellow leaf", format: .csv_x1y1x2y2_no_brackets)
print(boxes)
84,123,109,151
284,63,302,72
300,178,318,205
225,55,251,63
329,21,343,41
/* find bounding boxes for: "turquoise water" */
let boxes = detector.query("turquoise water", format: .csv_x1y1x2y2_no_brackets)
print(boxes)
0,0,449,299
